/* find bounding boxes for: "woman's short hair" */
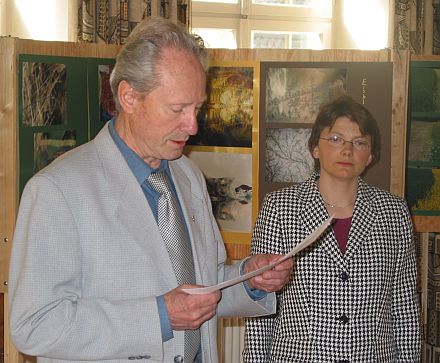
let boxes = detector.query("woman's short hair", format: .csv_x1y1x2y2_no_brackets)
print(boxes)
308,95,381,172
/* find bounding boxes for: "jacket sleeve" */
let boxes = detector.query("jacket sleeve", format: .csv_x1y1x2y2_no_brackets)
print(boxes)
8,175,164,361
392,201,421,362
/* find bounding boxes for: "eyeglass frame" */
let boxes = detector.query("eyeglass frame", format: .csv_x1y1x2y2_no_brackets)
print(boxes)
319,135,371,151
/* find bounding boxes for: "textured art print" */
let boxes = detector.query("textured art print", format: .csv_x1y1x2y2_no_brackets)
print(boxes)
265,67,347,123
34,130,77,173
98,64,117,122
22,62,67,127
188,66,254,147
265,128,314,183
185,150,253,233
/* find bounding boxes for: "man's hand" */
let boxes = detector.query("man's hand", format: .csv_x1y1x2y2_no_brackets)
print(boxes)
164,286,221,330
245,254,294,292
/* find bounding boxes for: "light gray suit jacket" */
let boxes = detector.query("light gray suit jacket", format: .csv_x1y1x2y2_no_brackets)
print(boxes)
8,124,276,363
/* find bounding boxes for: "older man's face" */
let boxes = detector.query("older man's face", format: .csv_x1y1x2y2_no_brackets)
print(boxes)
128,47,206,169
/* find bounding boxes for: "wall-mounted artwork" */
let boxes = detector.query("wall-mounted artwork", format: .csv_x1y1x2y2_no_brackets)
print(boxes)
98,64,117,123
188,64,256,148
265,128,314,183
22,62,67,127
185,61,259,244
34,130,77,173
265,67,347,124
185,150,253,233
259,61,393,203
407,62,440,216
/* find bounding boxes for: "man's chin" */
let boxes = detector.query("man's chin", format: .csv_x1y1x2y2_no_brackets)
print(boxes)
167,150,185,161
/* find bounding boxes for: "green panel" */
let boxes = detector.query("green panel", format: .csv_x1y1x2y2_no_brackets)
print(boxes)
18,54,89,194
407,61,440,216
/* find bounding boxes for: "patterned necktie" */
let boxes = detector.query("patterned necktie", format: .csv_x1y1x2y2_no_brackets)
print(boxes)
148,171,200,363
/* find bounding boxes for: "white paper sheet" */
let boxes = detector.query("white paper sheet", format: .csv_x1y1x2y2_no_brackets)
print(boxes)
183,215,333,295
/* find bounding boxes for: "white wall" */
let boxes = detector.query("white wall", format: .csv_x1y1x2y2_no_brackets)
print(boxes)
0,0,75,41
332,0,390,50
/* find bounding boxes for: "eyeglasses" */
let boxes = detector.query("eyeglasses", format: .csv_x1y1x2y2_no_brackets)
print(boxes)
319,135,370,152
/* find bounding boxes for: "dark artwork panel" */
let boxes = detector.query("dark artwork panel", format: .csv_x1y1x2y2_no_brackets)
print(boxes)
188,66,254,148
22,62,67,127
34,130,77,173
408,120,440,163
98,64,117,123
265,128,314,183
406,167,438,212
265,67,347,123
411,67,440,112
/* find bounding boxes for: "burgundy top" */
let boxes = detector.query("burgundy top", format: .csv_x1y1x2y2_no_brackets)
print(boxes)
332,217,352,254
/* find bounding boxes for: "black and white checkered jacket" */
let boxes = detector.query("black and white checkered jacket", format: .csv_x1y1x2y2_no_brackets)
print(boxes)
243,175,421,363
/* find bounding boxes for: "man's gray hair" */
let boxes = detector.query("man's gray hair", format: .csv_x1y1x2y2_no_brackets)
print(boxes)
110,17,207,111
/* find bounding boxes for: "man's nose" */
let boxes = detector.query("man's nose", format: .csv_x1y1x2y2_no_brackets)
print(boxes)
183,110,198,135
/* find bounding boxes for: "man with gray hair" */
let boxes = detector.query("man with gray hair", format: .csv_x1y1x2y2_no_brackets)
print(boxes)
8,17,293,363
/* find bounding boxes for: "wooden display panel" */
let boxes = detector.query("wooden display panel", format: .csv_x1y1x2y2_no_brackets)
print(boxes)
0,36,121,363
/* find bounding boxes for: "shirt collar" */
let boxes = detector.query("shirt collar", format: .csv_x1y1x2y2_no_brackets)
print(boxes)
108,118,169,185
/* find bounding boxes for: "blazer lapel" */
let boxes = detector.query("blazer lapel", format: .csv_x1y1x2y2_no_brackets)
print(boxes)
93,124,177,283
344,179,376,261
298,176,345,269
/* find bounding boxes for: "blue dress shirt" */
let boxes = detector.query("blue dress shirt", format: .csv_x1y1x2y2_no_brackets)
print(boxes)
108,118,176,341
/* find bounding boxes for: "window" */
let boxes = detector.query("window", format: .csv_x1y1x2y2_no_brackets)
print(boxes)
191,0,331,49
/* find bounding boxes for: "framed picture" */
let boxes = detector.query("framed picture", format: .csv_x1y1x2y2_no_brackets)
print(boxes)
187,62,258,148
185,61,259,245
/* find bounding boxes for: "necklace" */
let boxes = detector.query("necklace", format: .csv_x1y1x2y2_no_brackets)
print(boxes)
321,196,356,209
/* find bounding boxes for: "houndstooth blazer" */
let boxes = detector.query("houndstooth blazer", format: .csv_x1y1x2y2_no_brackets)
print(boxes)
243,174,421,363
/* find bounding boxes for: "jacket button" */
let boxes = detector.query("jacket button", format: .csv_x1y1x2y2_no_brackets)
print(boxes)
340,271,349,281
174,355,184,363
337,314,349,324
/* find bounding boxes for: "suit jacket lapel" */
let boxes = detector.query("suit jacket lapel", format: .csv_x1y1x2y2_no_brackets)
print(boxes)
344,179,376,261
93,124,177,283
298,176,345,269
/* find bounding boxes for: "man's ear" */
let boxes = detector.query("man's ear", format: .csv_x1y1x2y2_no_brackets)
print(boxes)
118,80,136,113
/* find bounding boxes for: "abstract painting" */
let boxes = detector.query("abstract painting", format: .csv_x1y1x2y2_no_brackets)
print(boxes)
34,130,77,173
265,128,314,183
188,63,257,148
22,62,67,127
265,67,347,123
185,150,253,233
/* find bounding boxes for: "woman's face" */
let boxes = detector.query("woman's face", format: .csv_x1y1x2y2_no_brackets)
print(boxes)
312,116,373,181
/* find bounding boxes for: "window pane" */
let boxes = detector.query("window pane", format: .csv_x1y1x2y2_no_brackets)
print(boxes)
193,0,238,3
291,32,323,49
252,30,323,49
192,28,237,49
252,32,288,48
253,0,312,5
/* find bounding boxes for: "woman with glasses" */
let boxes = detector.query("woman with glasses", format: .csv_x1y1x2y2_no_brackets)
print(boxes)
243,96,420,362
